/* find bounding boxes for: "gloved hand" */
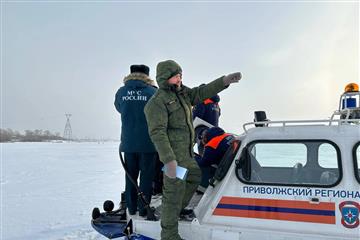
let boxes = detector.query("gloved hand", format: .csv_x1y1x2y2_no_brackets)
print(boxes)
223,72,242,86
164,160,177,179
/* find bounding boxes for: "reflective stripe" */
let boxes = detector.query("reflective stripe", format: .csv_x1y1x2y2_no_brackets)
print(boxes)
213,196,336,224
205,133,231,149
203,99,214,105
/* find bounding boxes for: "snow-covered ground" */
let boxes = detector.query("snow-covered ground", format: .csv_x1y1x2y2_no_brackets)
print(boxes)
1,142,124,240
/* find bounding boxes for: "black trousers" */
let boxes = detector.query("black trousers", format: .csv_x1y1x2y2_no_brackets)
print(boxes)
124,152,156,214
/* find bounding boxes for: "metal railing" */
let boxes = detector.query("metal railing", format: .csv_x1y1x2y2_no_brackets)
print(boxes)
243,117,360,133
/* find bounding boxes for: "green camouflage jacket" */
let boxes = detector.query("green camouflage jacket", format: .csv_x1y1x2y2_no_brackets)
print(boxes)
144,60,227,164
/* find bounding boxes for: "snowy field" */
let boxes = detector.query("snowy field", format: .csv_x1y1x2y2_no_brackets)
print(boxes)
1,141,346,240
1,142,124,240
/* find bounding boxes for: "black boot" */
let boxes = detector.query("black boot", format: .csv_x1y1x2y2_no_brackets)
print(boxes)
179,208,195,221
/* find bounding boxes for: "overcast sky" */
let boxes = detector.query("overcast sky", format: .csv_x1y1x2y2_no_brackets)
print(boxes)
2,1,359,139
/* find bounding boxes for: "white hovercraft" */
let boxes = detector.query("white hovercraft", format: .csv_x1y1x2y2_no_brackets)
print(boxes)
92,83,360,240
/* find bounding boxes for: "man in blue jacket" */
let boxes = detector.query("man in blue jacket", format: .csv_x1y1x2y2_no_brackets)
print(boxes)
114,64,157,216
193,94,220,153
195,127,234,184
193,94,221,127
193,94,221,191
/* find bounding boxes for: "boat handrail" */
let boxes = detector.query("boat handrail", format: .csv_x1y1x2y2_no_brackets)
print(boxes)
243,118,360,133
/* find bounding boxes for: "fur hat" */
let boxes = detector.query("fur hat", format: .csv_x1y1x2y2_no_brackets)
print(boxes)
130,64,150,76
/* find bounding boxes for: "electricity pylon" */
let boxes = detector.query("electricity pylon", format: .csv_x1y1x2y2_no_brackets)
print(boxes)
63,114,72,140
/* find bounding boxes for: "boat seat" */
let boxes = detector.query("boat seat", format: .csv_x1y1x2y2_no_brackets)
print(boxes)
319,171,337,185
291,163,304,184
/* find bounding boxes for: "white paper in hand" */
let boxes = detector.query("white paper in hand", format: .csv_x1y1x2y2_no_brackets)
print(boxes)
162,165,188,180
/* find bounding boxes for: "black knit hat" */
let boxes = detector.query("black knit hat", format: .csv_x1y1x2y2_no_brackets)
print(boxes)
130,64,150,76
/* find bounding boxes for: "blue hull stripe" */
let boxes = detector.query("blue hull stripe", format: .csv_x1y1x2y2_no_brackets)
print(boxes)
216,204,335,216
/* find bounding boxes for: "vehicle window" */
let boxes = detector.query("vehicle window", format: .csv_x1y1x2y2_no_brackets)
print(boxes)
236,141,341,187
252,143,306,167
318,143,338,168
355,143,360,184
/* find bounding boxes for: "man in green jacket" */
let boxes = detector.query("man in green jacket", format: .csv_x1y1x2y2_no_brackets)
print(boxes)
144,60,241,240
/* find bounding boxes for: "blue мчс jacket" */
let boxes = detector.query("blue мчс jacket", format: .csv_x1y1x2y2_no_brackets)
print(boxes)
192,95,220,127
195,127,234,167
114,73,157,153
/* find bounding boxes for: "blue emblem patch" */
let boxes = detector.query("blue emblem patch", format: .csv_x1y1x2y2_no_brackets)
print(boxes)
339,201,360,228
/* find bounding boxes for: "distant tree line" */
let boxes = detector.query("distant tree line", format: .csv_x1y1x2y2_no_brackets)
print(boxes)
0,128,64,142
